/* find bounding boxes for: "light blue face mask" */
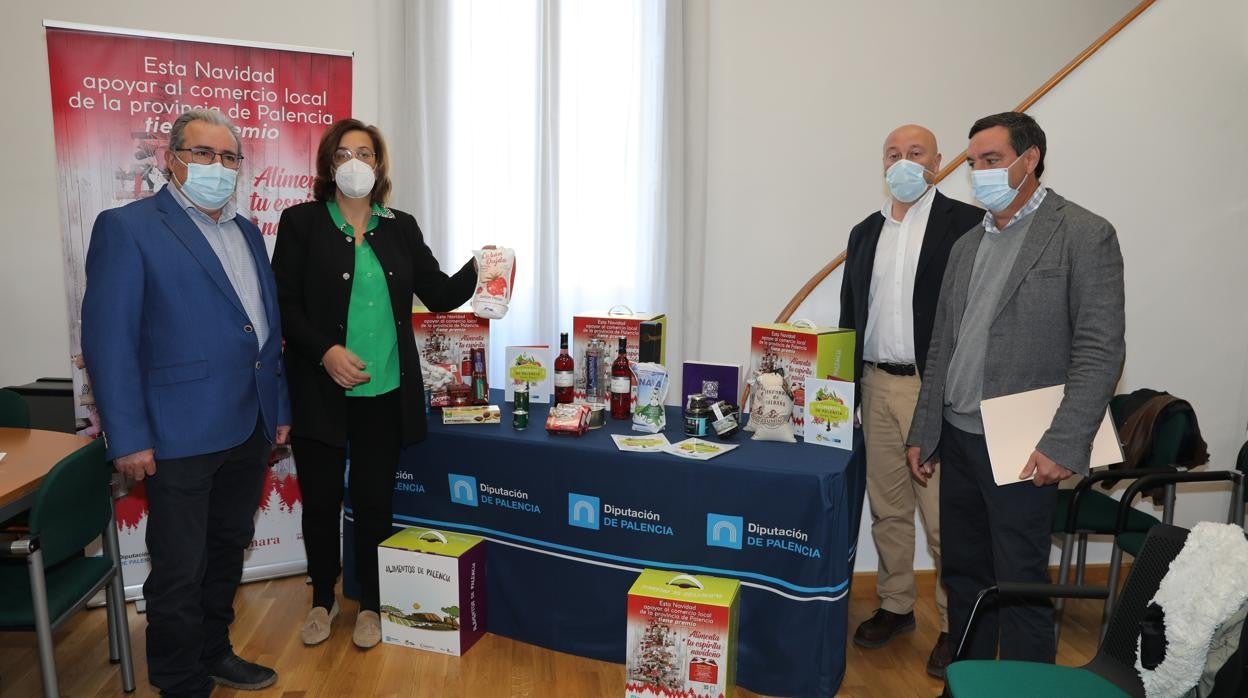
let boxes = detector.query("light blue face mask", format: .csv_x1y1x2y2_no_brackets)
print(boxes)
970,153,1026,213
885,159,932,203
176,157,238,210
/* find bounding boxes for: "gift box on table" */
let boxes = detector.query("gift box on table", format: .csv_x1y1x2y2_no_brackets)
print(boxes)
748,321,854,428
572,308,666,401
378,527,487,656
412,306,490,407
626,570,740,698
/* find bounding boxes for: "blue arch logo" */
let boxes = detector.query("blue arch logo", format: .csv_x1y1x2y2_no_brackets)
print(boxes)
567,493,600,530
448,473,478,507
706,513,743,549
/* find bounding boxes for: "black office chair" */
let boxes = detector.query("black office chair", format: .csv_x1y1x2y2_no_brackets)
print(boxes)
1099,470,1244,638
0,438,135,696
1238,440,1248,509
0,388,31,428
1054,397,1216,641
946,522,1247,697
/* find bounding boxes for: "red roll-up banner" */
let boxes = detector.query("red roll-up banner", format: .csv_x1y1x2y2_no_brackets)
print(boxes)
45,21,352,595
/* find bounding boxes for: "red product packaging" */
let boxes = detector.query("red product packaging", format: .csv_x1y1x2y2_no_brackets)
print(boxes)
545,403,591,436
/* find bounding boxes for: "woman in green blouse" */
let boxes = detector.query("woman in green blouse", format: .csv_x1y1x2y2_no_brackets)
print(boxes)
272,120,478,649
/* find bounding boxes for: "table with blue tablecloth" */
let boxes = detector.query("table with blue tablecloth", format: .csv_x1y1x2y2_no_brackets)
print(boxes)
344,392,865,697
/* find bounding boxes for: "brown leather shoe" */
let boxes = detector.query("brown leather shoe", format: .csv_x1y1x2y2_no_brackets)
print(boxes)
853,608,916,648
926,632,952,678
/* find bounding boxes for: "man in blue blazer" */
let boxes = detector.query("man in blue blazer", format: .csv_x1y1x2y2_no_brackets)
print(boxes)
82,109,290,698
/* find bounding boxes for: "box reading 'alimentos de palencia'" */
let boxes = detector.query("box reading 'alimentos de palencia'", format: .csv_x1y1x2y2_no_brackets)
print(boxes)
378,527,486,656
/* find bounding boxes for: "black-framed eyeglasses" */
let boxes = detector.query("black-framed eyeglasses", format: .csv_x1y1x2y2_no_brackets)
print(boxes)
175,147,244,169
332,147,377,166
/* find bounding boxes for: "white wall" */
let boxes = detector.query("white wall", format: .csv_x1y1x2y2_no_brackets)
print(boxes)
0,0,383,388
696,0,1137,366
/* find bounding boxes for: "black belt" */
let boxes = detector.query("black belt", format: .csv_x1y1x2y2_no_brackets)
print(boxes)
867,361,916,377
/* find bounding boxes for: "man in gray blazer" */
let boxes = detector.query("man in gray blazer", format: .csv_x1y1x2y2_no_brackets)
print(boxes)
906,112,1125,663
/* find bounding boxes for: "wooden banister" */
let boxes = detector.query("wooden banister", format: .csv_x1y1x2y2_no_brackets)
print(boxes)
932,0,1156,185
775,0,1156,324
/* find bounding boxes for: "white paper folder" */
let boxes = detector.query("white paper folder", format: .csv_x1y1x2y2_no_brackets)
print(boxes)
979,384,1123,486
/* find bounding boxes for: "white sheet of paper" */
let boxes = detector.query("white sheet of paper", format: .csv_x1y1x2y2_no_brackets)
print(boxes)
980,384,1122,486
664,438,738,461
0,452,5,462
611,433,671,453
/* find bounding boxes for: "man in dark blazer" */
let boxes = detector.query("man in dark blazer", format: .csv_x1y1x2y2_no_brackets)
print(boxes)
907,112,1125,666
82,109,290,697
839,124,983,678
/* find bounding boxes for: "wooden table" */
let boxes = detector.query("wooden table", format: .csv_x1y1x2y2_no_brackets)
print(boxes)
0,427,93,521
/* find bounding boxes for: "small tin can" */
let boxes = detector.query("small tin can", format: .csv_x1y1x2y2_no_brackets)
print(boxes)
513,382,530,430
586,402,607,429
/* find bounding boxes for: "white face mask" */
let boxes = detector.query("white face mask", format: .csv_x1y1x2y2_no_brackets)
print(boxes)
334,157,376,199
175,156,237,210
884,159,932,203
970,153,1026,213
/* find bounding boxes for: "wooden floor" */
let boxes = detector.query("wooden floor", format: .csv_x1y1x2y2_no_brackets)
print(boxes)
0,569,1111,697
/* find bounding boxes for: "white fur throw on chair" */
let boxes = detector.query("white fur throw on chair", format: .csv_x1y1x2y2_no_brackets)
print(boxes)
1137,521,1248,697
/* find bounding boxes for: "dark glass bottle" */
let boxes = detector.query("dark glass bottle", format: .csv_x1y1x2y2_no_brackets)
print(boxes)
610,336,632,420
554,332,574,404
471,347,489,404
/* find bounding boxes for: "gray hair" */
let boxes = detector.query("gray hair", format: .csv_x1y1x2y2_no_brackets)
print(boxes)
169,108,242,155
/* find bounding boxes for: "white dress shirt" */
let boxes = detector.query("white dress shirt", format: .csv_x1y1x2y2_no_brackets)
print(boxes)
862,185,936,365
165,182,270,349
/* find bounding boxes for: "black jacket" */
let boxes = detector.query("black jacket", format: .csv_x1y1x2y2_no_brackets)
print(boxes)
838,190,983,391
272,201,476,447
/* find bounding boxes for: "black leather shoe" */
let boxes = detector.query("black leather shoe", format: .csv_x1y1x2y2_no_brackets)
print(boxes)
853,608,916,648
206,652,277,690
926,631,952,678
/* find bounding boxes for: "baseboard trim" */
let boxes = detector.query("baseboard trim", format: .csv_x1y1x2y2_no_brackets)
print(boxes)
851,563,1131,600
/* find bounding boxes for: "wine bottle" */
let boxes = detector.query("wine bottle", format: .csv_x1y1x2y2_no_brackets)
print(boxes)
554,332,574,404
610,336,632,420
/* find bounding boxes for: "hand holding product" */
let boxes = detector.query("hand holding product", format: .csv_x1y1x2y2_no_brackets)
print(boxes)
471,247,516,319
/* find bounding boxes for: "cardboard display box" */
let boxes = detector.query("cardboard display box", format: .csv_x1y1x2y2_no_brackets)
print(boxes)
748,322,854,428
412,306,490,407
625,570,740,698
378,528,487,656
572,309,666,401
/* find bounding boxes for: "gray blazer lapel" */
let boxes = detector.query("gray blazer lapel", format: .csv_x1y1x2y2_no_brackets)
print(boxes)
990,191,1066,324
946,226,983,338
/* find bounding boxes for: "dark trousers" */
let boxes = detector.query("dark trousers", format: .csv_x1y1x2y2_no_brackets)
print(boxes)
143,418,270,696
940,420,1059,662
292,389,401,612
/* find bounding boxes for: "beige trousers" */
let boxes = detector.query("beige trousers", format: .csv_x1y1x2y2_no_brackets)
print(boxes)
861,363,947,630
